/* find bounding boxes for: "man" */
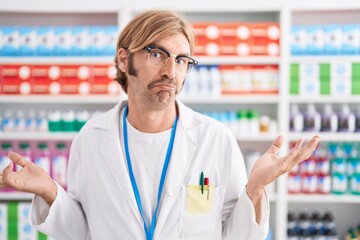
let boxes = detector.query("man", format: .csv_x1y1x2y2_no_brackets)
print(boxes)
0,10,319,240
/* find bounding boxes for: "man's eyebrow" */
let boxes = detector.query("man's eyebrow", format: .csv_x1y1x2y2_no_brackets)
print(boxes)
154,43,191,56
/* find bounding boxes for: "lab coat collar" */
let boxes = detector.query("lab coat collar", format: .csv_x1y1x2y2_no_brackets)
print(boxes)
94,99,199,239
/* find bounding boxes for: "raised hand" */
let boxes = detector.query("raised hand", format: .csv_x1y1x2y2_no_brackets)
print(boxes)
248,135,320,191
0,152,57,205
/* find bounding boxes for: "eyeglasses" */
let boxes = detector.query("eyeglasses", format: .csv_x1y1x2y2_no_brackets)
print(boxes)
144,45,198,75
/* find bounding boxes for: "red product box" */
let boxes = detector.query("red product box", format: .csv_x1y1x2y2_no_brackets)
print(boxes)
32,65,62,95
59,65,91,94
249,22,280,41
193,22,221,56
91,65,120,95
219,23,252,56
1,65,32,94
249,38,279,56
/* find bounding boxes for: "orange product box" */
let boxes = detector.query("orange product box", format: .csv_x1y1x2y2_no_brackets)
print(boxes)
192,22,221,40
220,22,251,41
250,65,279,94
219,65,252,95
1,65,32,94
249,22,280,41
249,38,279,56
194,36,220,56
31,65,62,95
59,65,91,95
91,64,120,95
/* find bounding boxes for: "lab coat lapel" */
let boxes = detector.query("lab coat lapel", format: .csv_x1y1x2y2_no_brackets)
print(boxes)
154,101,198,239
98,102,143,227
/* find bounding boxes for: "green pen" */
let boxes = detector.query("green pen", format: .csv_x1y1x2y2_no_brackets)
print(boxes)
200,171,204,194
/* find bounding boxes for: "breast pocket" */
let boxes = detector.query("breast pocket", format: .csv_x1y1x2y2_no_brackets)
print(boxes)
179,173,222,239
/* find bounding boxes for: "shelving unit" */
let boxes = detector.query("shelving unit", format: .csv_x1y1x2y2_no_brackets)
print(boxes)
0,1,359,239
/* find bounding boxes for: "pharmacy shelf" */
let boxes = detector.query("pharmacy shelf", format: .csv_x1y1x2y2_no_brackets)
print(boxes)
288,0,360,11
289,132,360,142
181,95,279,104
237,134,278,142
290,56,360,63
0,95,121,104
288,194,360,203
289,96,360,104
196,56,280,65
0,192,33,201
0,57,115,65
0,132,77,141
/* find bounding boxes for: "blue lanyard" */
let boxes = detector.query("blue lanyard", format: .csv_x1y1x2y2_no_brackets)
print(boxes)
123,105,178,240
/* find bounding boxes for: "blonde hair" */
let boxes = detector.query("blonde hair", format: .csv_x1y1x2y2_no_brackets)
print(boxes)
113,10,195,92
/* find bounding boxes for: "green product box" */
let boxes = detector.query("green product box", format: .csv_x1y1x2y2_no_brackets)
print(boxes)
352,82,360,95
290,63,299,77
290,81,299,95
320,81,330,95
320,63,330,77
352,63,360,78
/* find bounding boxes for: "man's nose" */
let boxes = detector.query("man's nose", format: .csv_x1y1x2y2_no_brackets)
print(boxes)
160,57,176,79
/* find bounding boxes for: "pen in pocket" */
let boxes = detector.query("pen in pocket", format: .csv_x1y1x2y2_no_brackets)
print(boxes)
205,177,210,200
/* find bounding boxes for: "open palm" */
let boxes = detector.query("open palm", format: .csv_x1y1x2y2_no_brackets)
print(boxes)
249,135,320,188
0,152,56,203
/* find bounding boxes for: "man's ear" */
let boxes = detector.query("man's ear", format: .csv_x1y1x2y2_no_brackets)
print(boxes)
117,48,128,72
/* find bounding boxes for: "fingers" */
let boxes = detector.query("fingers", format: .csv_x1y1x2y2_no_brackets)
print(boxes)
1,162,14,187
266,135,284,155
8,152,28,168
290,135,320,165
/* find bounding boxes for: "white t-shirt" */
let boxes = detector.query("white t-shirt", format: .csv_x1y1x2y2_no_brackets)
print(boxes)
119,108,173,228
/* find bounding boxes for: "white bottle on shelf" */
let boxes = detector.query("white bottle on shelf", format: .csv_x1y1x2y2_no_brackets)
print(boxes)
303,104,321,132
290,104,304,132
320,104,338,132
209,65,222,98
337,104,355,132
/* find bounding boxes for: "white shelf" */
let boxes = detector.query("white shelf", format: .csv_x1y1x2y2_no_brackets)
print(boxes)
289,96,360,104
290,56,360,63
289,132,360,142
0,132,77,140
0,192,33,201
196,56,280,65
181,95,279,104
237,134,278,142
0,57,115,65
288,194,360,203
0,95,121,104
288,0,360,11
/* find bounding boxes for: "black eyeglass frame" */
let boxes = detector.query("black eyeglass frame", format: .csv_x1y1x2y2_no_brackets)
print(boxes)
143,45,199,74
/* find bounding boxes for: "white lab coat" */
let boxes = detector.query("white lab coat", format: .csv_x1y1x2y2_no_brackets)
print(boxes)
30,100,269,240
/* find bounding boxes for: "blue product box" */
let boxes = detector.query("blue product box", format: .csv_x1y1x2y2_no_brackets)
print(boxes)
89,26,105,56
291,25,307,55
55,26,73,56
72,26,90,56
342,24,360,55
306,25,325,55
19,27,37,56
104,25,119,56
324,25,342,55
37,26,56,56
1,26,20,56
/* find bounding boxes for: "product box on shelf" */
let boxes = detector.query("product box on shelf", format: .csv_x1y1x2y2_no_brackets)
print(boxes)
0,27,20,56
192,22,220,56
251,65,278,94
55,26,73,56
306,25,325,55
291,25,307,55
31,65,62,95
219,22,251,56
59,65,90,94
91,65,120,94
36,26,56,56
19,27,37,56
89,26,118,56
71,26,90,56
0,65,32,94
220,65,252,94
324,25,343,55
342,24,360,55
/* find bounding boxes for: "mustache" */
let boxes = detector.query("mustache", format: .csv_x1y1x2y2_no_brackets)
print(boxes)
147,78,177,89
